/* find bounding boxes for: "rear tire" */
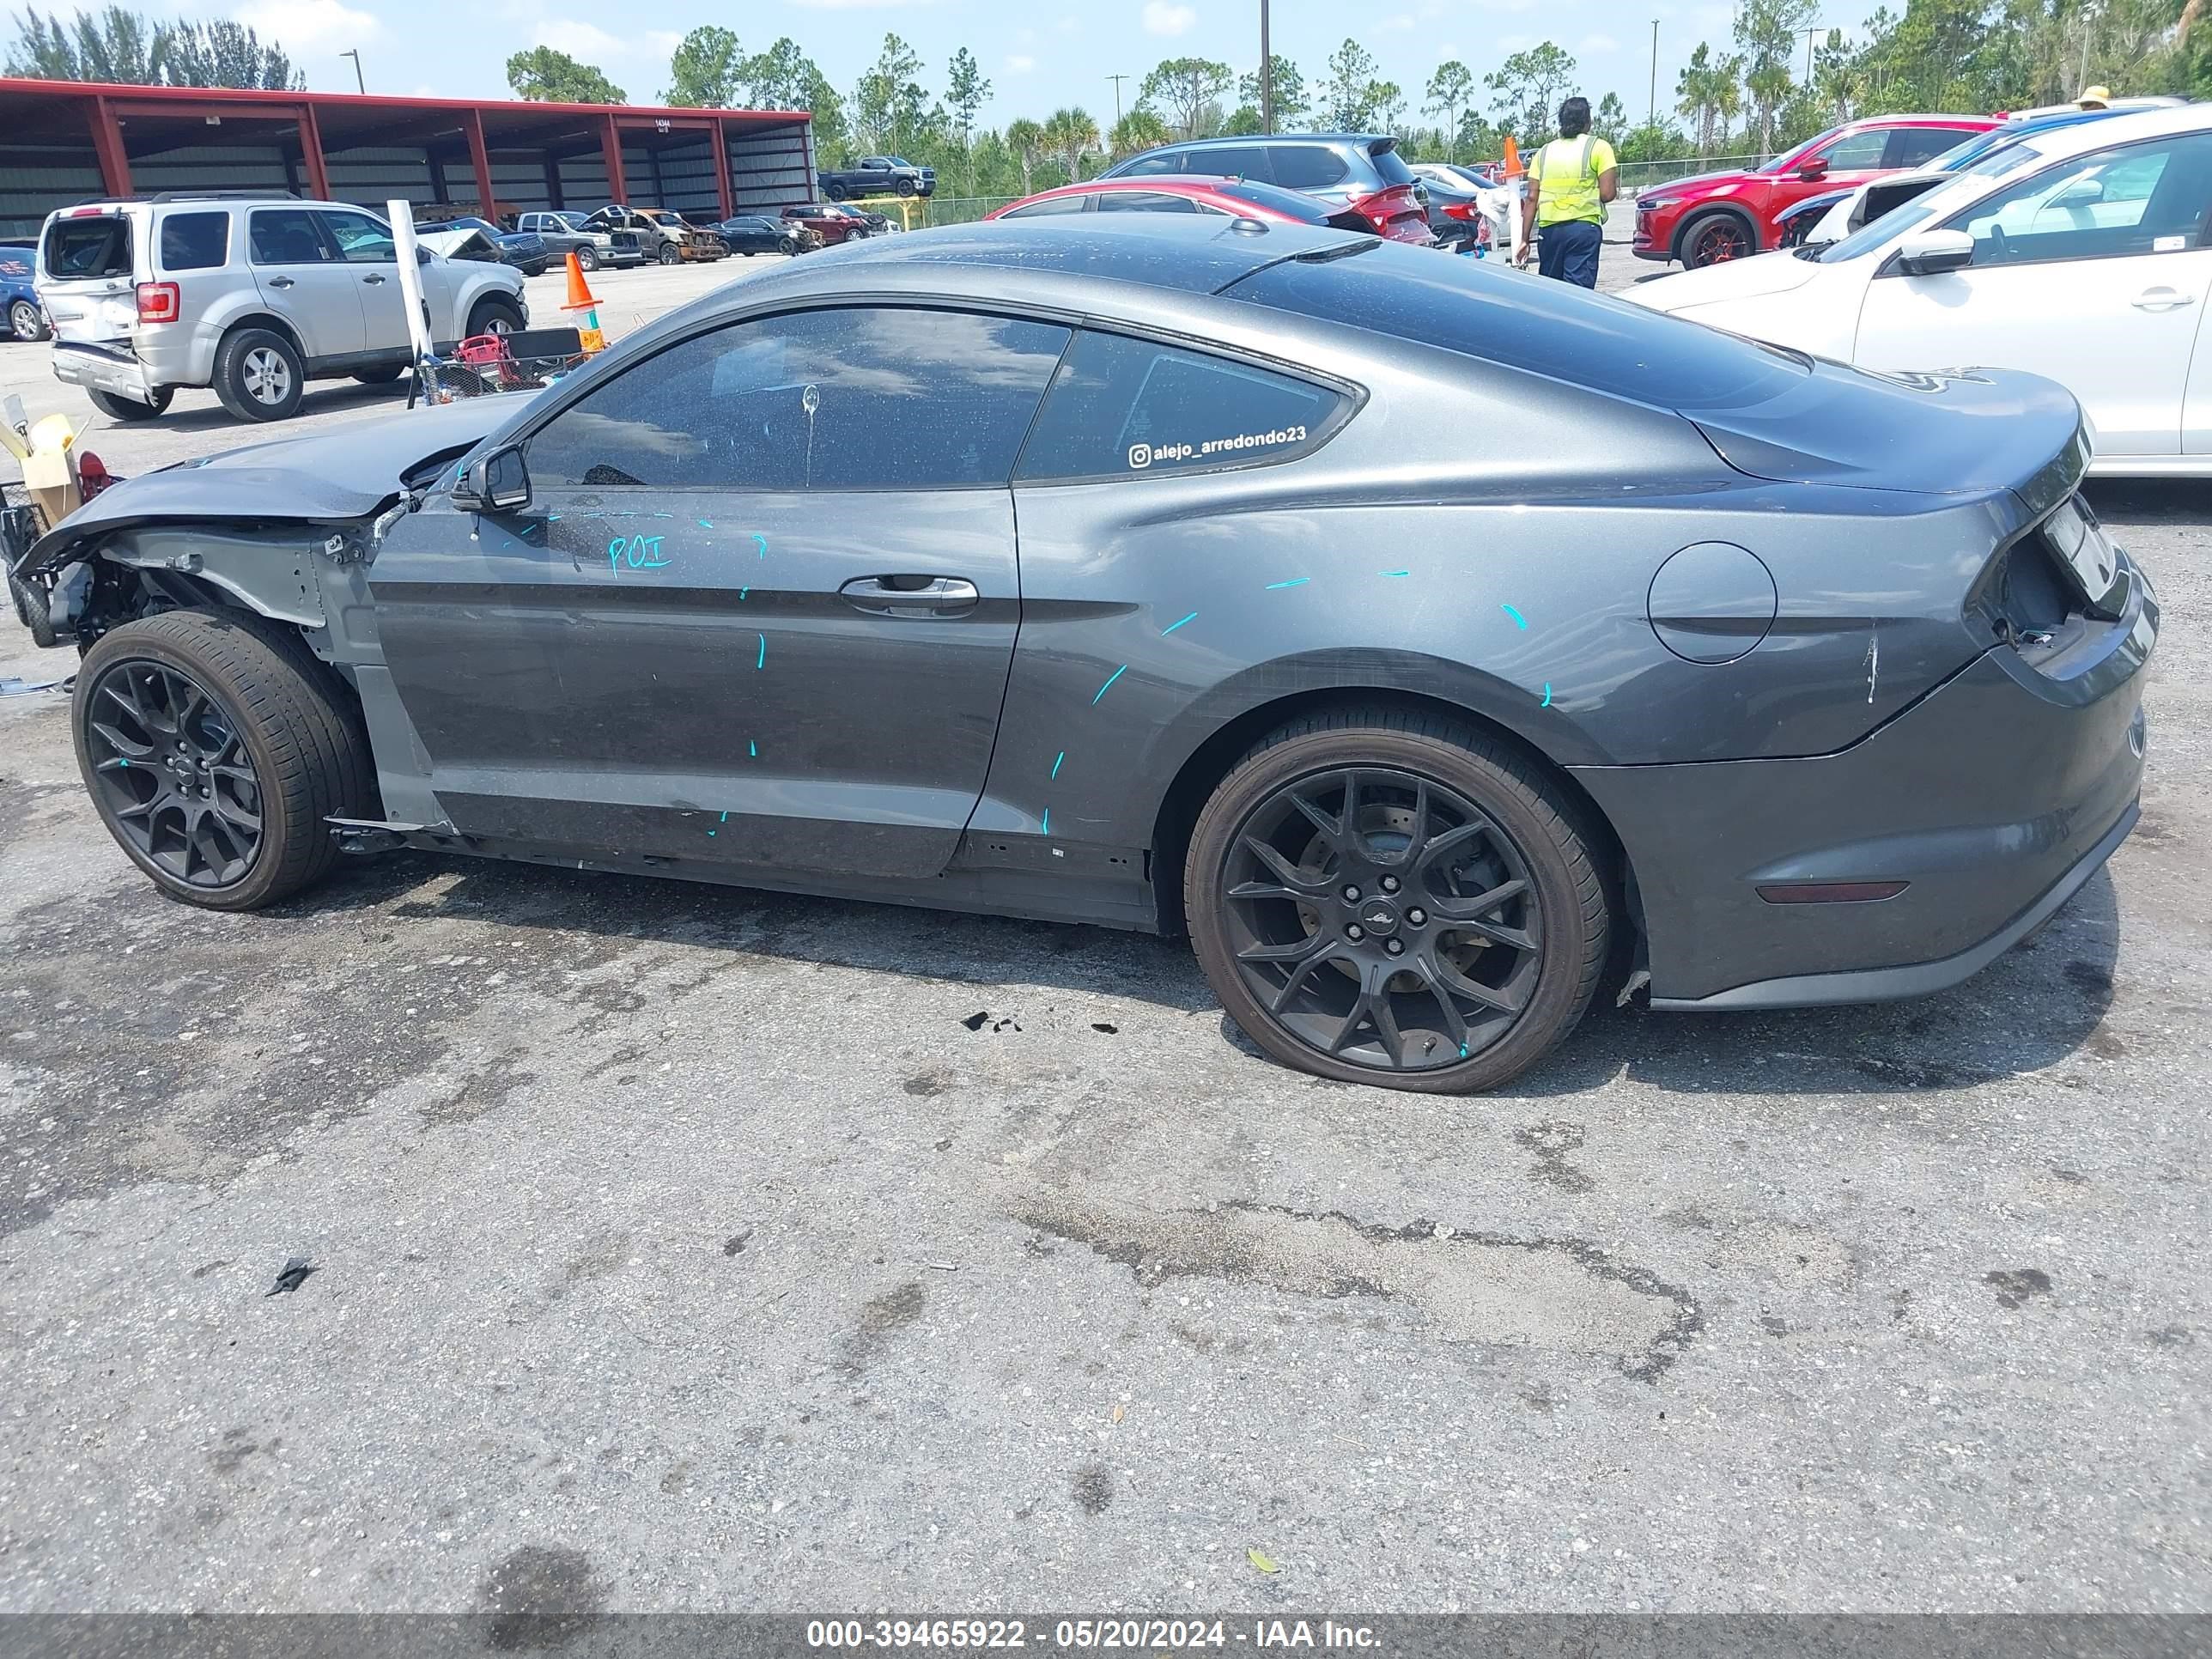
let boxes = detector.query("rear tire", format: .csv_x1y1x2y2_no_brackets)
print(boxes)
212,327,304,422
88,386,173,422
9,570,56,646
1184,708,1612,1093
351,363,405,385
9,297,49,342
575,246,601,272
72,610,372,910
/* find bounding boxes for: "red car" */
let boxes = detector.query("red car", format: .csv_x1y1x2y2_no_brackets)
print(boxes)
1633,113,2001,269
781,204,866,246
987,174,1432,246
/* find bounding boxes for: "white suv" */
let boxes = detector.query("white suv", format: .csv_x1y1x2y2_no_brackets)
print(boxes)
35,192,529,423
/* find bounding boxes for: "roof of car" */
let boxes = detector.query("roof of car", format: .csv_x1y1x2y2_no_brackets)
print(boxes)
811,215,1356,294
1176,131,1388,147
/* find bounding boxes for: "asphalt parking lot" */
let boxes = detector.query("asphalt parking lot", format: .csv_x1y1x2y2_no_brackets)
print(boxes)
1,236,2206,1619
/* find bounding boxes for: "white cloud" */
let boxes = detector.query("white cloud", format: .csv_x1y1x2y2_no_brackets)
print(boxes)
1006,54,1036,73
643,29,683,56
533,19,627,58
1381,13,1415,31
234,0,379,53
789,0,930,9
1578,33,1620,55
1141,1,1195,37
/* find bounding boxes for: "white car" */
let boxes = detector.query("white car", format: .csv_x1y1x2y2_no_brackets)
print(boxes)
1626,104,2212,477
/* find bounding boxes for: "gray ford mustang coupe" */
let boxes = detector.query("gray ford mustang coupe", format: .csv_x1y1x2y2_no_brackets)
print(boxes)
14,218,2156,1091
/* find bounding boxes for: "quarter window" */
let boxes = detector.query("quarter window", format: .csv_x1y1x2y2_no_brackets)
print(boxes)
526,307,1070,491
248,208,331,264
157,210,228,271
1015,331,1344,483
1947,133,2212,265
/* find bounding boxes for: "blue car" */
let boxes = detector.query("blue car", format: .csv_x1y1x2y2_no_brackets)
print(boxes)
2,240,49,342
1774,106,2128,249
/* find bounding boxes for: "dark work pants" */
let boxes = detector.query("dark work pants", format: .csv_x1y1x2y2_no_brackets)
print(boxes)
1537,219,1602,289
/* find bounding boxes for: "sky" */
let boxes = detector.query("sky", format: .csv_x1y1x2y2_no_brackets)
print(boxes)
97,1,1889,123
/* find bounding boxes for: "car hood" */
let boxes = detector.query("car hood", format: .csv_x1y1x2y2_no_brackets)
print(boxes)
1694,361,2085,496
1644,167,1760,200
16,397,513,576
1627,249,1822,312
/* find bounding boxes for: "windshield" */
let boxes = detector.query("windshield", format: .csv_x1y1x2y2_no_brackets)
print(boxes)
1814,137,2053,263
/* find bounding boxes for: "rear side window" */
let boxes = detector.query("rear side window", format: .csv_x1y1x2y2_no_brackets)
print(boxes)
1096,191,1203,214
526,307,1069,492
248,208,331,264
1016,330,1345,483
1887,125,1978,169
1273,146,1351,189
42,216,132,279
1231,250,1809,416
158,210,228,272
1119,150,1188,178
1186,146,1271,181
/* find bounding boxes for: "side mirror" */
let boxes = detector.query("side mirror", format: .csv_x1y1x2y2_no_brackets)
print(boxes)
416,246,432,264
453,445,532,514
1895,228,1974,276
1797,159,1828,182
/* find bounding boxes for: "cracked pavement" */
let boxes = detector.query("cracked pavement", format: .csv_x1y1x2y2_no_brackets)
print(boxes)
0,258,2206,1619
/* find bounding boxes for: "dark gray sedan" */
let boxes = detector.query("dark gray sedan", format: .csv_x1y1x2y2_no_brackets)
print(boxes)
12,219,2156,1091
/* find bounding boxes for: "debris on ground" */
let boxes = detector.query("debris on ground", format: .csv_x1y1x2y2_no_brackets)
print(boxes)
961,1011,990,1031
1091,1022,1119,1035
264,1257,315,1297
1247,1547,1280,1575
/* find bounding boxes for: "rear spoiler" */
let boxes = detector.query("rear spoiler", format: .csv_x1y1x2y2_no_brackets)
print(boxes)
1366,136,1401,157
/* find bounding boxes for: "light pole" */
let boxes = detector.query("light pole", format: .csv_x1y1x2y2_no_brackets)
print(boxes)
1260,0,1273,135
1648,19,1658,145
339,48,363,94
1107,73,1128,128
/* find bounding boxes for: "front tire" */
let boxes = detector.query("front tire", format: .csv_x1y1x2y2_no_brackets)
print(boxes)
824,181,848,202
658,243,683,265
87,386,174,422
778,235,799,255
1185,708,1611,1092
895,179,916,198
1680,209,1755,269
212,327,304,422
465,295,524,340
73,611,372,910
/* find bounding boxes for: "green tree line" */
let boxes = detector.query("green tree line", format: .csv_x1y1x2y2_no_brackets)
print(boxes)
13,2,2212,198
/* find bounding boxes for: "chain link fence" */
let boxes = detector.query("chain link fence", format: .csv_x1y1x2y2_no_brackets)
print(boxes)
1618,154,1771,195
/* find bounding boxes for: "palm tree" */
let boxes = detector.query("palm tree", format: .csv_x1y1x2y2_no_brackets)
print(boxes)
1041,106,1100,182
1006,118,1043,195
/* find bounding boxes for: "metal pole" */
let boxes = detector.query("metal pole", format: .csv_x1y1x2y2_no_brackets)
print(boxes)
1107,73,1128,127
1648,20,1658,142
386,198,433,370
340,49,363,94
1260,0,1273,135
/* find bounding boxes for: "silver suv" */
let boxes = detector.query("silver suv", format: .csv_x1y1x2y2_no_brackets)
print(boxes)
34,192,529,423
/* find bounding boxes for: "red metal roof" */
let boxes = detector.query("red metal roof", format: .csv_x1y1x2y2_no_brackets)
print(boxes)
0,76,808,125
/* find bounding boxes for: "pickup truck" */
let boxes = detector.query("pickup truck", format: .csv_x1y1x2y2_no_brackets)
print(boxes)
582,204,726,264
820,156,936,200
512,210,647,271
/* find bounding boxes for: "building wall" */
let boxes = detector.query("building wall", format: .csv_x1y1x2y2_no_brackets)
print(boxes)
0,143,102,240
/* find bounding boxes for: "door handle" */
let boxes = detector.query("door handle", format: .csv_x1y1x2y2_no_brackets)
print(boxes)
837,575,981,617
2132,287,2195,311
266,276,295,289
362,273,386,285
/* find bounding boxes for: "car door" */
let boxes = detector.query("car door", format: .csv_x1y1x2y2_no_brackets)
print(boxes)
368,303,1071,879
245,206,363,360
313,206,407,356
1856,131,2212,459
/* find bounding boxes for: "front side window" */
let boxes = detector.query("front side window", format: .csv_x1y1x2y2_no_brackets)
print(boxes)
1015,331,1345,483
1001,196,1091,218
248,208,331,265
158,210,228,272
1273,146,1351,190
1948,133,2212,265
527,307,1069,492
1814,128,1891,171
319,209,397,263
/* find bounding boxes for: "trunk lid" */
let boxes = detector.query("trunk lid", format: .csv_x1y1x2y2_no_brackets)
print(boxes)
1692,360,2087,497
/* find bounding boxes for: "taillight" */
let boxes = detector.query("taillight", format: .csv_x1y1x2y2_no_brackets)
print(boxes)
1442,202,1477,221
136,281,180,324
1349,185,1420,227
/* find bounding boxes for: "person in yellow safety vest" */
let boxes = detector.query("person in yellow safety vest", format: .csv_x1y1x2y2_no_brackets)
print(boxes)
1515,96,1618,289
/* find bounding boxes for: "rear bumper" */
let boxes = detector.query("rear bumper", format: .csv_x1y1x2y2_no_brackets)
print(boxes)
50,339,161,403
1574,565,2156,1009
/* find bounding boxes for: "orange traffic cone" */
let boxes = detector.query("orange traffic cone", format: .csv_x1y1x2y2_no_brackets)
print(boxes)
1500,135,1523,179
559,249,606,354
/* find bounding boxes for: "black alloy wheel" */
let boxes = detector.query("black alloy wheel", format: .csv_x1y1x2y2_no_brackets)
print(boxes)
1220,766,1544,1073
1188,712,1611,1091
81,658,264,890
1684,213,1753,267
